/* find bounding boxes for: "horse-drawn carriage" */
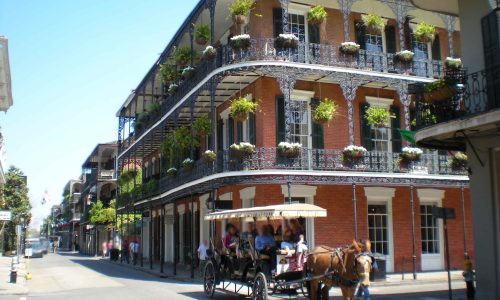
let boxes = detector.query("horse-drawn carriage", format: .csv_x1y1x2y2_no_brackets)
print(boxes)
202,203,374,300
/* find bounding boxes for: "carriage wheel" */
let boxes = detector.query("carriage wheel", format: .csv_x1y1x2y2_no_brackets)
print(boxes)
203,260,216,298
252,272,268,300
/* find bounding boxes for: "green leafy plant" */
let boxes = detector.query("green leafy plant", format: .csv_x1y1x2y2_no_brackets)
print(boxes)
143,179,158,196
203,46,217,60
159,63,178,83
229,34,251,51
195,24,210,45
167,167,178,178
313,98,338,125
229,142,256,158
448,152,467,171
229,96,257,122
182,66,195,79
307,5,327,25
175,46,196,66
193,115,211,136
147,101,161,115
399,147,423,167
411,108,437,127
362,14,385,35
413,22,436,43
445,57,462,70
395,50,414,62
133,112,150,132
341,145,367,166
423,78,458,102
340,42,360,54
229,0,253,24
182,158,194,171
364,106,395,128
277,142,302,158
203,150,216,163
89,200,115,230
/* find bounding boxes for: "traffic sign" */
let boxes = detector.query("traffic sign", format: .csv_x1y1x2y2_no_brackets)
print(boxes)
0,210,12,221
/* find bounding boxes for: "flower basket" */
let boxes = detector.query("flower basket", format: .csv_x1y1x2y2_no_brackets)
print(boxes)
445,57,462,70
168,84,178,96
229,144,243,158
413,22,436,43
307,5,327,26
167,168,178,178
203,46,217,61
203,150,216,163
230,96,257,122
362,14,385,35
399,147,423,164
182,67,195,80
341,145,367,167
448,153,467,172
340,42,360,55
233,111,249,122
230,34,251,51
275,34,299,49
195,25,210,46
182,158,194,172
313,98,338,125
423,78,458,102
395,50,414,62
229,143,255,158
277,142,302,158
233,14,247,25
364,106,395,128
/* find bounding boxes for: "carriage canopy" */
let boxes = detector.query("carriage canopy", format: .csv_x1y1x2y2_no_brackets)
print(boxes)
204,203,327,220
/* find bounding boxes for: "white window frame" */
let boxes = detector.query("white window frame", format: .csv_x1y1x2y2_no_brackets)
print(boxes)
366,96,394,153
290,90,315,149
220,108,230,149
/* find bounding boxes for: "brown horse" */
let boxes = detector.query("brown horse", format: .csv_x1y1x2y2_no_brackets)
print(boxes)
305,240,373,300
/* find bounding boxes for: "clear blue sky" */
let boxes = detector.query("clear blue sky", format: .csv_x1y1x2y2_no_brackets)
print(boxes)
0,0,198,228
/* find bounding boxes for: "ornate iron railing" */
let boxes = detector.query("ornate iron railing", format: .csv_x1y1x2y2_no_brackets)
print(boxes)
118,147,466,205
121,38,446,152
413,64,500,129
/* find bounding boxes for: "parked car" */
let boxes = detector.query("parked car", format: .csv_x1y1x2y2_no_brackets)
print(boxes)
25,241,44,258
39,238,50,254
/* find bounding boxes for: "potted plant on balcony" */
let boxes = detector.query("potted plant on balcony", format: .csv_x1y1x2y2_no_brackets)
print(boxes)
168,83,179,96
193,115,211,136
229,0,253,25
229,142,255,158
195,24,210,45
203,46,217,60
413,22,436,43
395,50,414,62
398,147,423,169
175,46,196,67
411,108,437,127
229,96,257,122
341,145,367,167
364,106,395,128
307,5,327,26
159,63,178,84
147,101,161,118
230,34,251,51
445,57,462,70
362,14,385,35
275,33,299,49
167,167,178,178
313,98,338,125
423,78,458,102
182,66,195,79
340,42,360,55
278,142,302,159
182,158,195,172
448,152,467,172
203,150,216,164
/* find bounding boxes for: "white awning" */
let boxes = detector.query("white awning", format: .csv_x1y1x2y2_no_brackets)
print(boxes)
204,203,327,220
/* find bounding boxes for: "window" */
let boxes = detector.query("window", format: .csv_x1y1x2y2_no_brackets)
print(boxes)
371,126,390,152
368,204,389,255
420,205,440,254
290,100,310,148
288,13,306,43
412,39,428,60
365,33,383,53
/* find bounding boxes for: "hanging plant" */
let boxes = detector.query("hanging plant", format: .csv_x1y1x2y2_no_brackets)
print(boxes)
182,66,195,79
307,5,327,25
341,145,367,167
193,115,211,136
395,50,414,62
411,108,437,127
159,63,178,84
364,106,395,128
230,34,251,51
362,14,385,35
168,83,178,96
448,152,467,172
182,158,195,172
423,78,458,102
313,98,338,125
229,142,256,158
203,150,217,163
399,147,423,164
413,22,436,43
167,167,178,178
134,112,150,132
147,101,161,116
175,46,196,66
275,33,299,49
445,57,462,70
195,24,210,45
340,42,360,55
277,142,302,158
203,46,217,60
229,0,253,25
229,96,257,122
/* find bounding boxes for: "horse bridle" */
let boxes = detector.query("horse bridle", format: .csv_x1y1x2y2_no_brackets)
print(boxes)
353,252,373,277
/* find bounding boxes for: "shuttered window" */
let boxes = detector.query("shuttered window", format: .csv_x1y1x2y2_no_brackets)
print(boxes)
237,122,243,143
355,21,367,50
385,25,397,53
390,106,402,153
273,8,284,38
275,96,285,145
248,112,256,145
431,34,441,60
310,99,324,149
228,117,234,146
359,103,372,151
217,120,223,151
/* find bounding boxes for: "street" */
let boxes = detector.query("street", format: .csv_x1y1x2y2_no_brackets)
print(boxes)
2,252,468,300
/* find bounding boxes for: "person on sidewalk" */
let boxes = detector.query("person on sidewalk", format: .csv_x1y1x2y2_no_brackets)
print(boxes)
121,239,130,264
130,240,140,265
463,255,475,300
101,241,107,258
197,240,208,276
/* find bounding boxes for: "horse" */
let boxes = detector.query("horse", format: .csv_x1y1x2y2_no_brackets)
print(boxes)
305,240,374,300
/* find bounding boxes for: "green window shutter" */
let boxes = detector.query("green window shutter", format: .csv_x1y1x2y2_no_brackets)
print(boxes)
385,25,397,53
308,22,320,44
409,107,416,132
359,103,372,150
276,96,285,146
249,112,256,145
237,122,243,143
404,17,412,50
273,8,284,38
228,117,234,146
431,34,441,60
310,99,324,149
390,105,402,152
217,119,223,151
355,21,366,50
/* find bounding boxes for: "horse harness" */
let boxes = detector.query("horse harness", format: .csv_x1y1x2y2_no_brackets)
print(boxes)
315,247,360,288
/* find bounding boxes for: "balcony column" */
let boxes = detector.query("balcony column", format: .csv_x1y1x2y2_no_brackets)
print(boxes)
382,0,412,50
189,97,195,159
395,80,411,131
174,111,179,166
337,75,368,145
189,25,194,67
439,14,457,58
279,0,290,33
206,0,217,45
141,140,145,199
209,81,216,151
336,0,358,42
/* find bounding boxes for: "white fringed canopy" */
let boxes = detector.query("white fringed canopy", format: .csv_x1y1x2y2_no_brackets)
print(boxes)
204,203,327,220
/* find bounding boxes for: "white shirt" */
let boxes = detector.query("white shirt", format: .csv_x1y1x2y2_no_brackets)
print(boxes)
197,244,207,260
130,242,139,253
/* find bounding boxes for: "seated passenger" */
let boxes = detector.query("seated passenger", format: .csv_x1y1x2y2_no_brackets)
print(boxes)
224,223,238,254
290,219,307,269
255,225,275,254
280,229,295,256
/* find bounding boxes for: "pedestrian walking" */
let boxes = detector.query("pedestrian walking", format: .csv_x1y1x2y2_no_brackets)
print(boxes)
197,240,208,276
107,240,113,258
130,240,140,265
101,241,107,258
463,255,475,300
121,239,130,264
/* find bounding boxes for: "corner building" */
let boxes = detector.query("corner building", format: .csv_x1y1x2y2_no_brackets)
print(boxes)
115,0,472,274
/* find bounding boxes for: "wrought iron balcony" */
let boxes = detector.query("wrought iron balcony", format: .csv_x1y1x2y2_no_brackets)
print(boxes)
412,64,500,129
99,169,116,180
122,38,446,151
118,147,466,205
71,213,81,222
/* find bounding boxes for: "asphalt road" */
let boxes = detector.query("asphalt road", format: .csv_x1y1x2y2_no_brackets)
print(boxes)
3,252,467,300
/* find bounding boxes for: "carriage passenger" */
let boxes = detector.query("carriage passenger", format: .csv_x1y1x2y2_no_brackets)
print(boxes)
224,223,238,254
256,225,277,270
280,228,295,256
290,219,307,269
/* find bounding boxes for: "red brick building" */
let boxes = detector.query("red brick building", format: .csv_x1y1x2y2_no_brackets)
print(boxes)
115,0,471,275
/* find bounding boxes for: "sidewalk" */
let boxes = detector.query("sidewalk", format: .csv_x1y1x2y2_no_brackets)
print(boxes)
373,270,464,287
0,255,29,296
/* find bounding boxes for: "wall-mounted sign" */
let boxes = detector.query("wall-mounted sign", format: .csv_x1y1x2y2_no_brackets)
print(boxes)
0,210,12,221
